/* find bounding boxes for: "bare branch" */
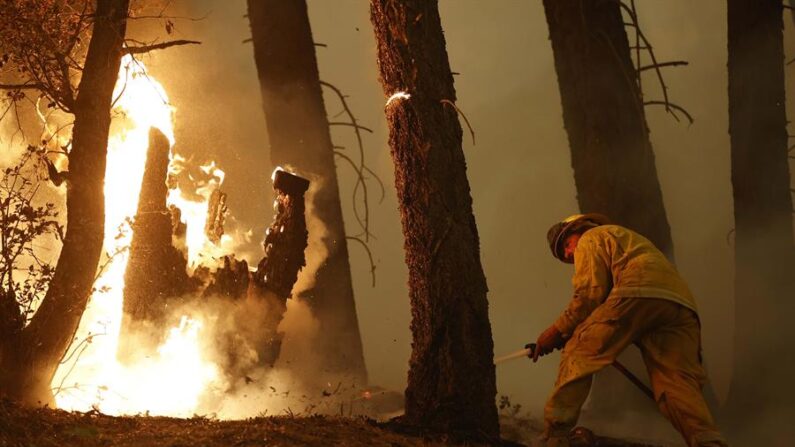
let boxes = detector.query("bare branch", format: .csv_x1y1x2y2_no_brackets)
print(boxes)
616,0,692,126
123,39,201,55
0,83,44,90
637,61,689,73
644,101,695,125
440,99,476,145
321,80,386,242
334,150,373,241
345,236,376,287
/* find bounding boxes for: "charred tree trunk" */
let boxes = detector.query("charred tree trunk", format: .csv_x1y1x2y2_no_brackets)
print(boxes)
370,0,498,439
542,0,673,419
0,0,130,405
118,128,192,363
246,0,366,382
726,0,795,418
248,169,310,368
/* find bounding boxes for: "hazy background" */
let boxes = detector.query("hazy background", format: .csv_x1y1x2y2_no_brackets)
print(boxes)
131,0,795,430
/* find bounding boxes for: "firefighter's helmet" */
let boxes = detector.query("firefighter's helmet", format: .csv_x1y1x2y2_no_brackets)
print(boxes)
546,213,610,262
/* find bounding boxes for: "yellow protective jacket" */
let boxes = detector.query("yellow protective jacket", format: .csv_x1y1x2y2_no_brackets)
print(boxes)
553,224,698,337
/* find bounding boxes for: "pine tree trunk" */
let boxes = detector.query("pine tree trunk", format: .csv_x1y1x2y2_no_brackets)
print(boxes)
369,0,498,438
726,0,795,416
246,0,366,382
542,0,672,418
0,0,130,406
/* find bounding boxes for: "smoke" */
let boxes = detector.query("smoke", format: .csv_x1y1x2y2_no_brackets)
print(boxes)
291,175,329,296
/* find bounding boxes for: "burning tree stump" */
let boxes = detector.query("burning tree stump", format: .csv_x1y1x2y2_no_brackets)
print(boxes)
118,128,194,363
247,168,310,367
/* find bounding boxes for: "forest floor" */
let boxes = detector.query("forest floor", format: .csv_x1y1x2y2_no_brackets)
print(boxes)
0,399,663,447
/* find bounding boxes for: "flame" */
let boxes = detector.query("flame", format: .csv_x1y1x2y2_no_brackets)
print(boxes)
51,55,224,416
166,158,234,268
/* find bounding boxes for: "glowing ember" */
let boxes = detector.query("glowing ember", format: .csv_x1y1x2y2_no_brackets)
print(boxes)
385,91,410,107
51,55,223,416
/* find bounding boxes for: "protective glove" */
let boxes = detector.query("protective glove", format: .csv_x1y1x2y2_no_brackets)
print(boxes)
532,325,565,362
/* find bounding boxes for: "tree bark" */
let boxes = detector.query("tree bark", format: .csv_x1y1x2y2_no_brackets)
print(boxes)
0,0,130,406
246,0,366,382
726,0,795,417
369,0,498,439
542,0,672,418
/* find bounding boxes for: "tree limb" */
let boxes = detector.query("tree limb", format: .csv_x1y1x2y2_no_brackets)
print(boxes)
123,39,201,54
0,83,44,90
345,236,376,287
637,60,689,73
644,100,695,125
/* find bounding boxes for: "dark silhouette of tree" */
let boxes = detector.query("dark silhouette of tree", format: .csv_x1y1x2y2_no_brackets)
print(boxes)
246,0,367,382
725,0,795,425
542,0,681,419
369,0,498,439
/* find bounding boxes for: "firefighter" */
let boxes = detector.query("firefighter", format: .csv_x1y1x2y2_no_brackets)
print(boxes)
535,214,727,447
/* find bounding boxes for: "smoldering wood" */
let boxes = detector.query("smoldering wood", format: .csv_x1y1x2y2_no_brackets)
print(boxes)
255,169,309,298
201,256,249,300
204,188,227,244
369,0,499,438
118,128,194,363
247,0,367,381
231,169,310,370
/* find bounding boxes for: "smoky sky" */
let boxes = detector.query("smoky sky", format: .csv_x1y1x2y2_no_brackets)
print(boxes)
128,0,795,431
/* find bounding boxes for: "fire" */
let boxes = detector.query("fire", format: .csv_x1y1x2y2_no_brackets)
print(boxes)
167,157,234,269
51,55,224,416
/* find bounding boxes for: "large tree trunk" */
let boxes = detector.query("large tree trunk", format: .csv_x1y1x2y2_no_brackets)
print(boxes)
246,0,367,382
0,0,130,406
726,0,795,420
369,0,498,439
542,0,672,419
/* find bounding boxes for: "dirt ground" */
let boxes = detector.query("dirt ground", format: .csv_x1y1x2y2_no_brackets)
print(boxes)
0,399,659,447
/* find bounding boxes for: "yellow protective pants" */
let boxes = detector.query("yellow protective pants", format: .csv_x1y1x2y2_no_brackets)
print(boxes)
543,297,728,447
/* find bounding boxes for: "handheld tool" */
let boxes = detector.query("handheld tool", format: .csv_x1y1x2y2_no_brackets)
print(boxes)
494,343,654,401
